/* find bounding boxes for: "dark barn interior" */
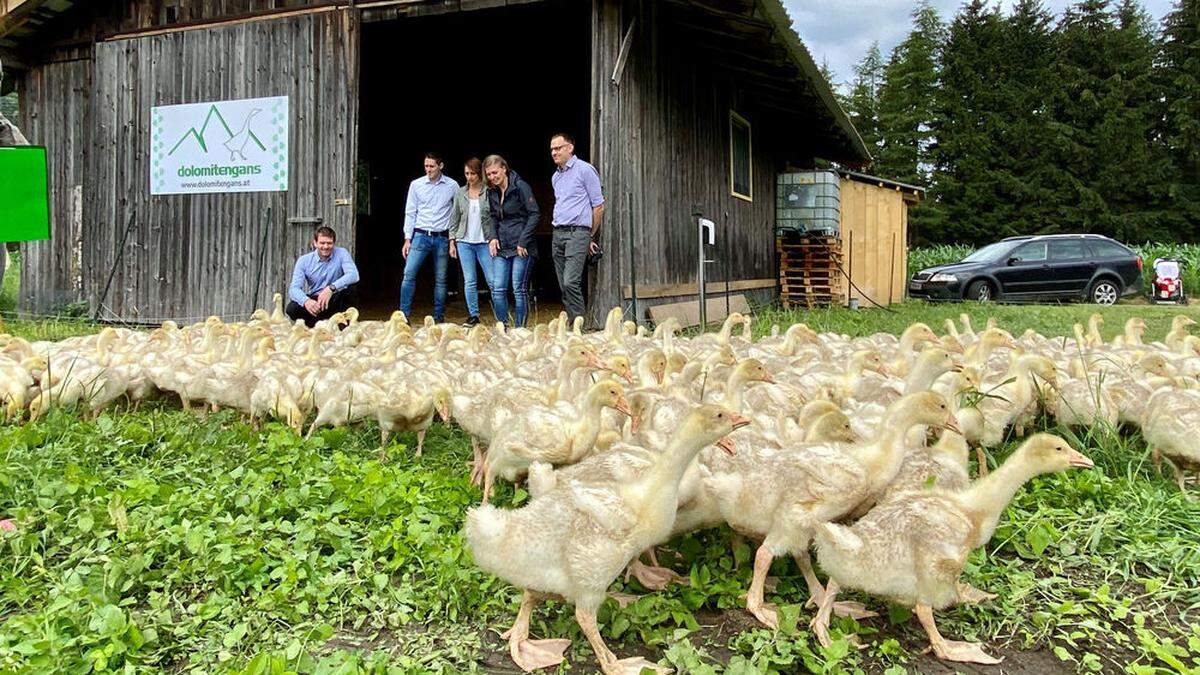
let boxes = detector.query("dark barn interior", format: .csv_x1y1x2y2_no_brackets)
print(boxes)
355,0,591,320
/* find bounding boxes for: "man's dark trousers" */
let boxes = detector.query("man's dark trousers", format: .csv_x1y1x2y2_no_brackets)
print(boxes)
284,286,359,327
552,227,590,323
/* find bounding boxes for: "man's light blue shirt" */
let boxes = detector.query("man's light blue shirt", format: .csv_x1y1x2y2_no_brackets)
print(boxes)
551,156,605,227
404,173,459,239
288,247,359,305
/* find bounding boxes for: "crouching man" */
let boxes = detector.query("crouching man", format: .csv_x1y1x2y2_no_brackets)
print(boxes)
286,226,360,327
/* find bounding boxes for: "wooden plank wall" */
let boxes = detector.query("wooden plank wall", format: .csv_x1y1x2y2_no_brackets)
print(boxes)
590,0,777,326
18,58,90,315
23,0,544,63
839,178,908,306
86,9,358,321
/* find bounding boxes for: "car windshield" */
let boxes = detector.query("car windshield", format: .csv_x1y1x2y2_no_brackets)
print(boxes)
961,241,1018,263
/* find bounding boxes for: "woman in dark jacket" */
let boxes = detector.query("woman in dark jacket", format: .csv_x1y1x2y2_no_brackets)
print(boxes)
483,154,540,327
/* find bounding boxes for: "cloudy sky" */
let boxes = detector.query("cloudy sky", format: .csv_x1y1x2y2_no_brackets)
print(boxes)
785,0,1175,91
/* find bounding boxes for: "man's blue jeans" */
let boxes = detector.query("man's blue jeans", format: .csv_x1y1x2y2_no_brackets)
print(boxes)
457,241,496,321
399,232,449,321
492,253,533,327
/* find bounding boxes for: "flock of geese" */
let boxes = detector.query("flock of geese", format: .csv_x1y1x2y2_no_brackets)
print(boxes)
2,296,1200,674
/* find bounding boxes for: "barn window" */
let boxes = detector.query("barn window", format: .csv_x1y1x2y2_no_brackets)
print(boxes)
729,110,752,201
163,1,180,24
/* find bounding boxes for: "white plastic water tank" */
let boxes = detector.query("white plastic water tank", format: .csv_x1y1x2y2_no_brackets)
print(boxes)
777,171,840,234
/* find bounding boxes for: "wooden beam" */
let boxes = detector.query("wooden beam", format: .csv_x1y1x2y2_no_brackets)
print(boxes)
359,0,544,22
610,17,634,85
648,295,752,329
102,2,347,41
623,278,775,300
660,0,771,30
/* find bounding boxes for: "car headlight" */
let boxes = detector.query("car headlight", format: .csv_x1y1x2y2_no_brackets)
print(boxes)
929,273,958,283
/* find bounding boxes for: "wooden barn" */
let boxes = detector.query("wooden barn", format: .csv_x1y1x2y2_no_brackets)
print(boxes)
0,0,869,326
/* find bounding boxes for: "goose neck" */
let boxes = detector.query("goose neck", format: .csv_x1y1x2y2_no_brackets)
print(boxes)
958,454,1040,544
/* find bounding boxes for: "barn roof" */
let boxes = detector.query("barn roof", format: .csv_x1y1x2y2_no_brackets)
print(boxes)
0,0,870,165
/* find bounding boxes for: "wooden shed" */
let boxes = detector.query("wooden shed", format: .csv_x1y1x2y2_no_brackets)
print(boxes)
838,170,924,307
0,0,869,326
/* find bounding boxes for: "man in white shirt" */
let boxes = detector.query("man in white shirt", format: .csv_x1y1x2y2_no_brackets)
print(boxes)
399,152,458,323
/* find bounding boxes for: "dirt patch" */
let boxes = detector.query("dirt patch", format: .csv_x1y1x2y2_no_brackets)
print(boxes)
465,608,1078,674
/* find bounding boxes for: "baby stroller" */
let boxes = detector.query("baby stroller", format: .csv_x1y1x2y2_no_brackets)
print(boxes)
1150,258,1187,305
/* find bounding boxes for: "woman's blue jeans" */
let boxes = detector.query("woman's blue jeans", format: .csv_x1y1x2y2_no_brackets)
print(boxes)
457,241,496,320
492,253,533,327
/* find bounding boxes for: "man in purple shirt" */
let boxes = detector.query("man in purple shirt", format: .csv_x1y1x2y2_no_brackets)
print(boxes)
550,132,605,325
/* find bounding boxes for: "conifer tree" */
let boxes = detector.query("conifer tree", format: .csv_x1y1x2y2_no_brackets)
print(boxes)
844,43,884,157
1161,0,1200,236
1053,0,1172,241
929,0,1007,244
876,1,944,186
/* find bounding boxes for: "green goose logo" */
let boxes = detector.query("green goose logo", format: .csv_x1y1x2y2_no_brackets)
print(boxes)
168,105,267,161
151,96,288,195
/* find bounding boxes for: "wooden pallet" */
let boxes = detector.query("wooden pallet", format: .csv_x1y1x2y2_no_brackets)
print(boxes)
778,234,843,308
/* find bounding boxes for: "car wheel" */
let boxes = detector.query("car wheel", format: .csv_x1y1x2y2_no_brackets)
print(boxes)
966,280,994,302
1089,279,1120,305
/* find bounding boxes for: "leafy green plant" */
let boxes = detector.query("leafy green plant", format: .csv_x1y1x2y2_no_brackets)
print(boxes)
3,308,1200,673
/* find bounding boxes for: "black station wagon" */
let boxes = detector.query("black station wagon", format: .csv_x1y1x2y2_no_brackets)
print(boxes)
908,234,1143,305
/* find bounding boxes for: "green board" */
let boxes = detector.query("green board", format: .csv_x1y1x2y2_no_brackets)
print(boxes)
0,146,50,242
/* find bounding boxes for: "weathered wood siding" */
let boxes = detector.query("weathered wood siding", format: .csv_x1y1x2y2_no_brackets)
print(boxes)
590,0,779,325
86,8,358,321
18,58,90,315
839,178,909,306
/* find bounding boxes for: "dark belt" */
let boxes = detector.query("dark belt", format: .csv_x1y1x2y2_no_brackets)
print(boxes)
554,225,592,233
414,228,449,237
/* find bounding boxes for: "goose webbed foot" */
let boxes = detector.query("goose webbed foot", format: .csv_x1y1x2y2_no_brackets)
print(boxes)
577,606,671,675
607,592,640,608
511,638,570,672
625,558,688,591
926,639,1003,665
746,546,779,627
831,600,877,620
748,600,779,629
604,657,671,675
956,582,997,605
504,591,569,672
916,603,1002,665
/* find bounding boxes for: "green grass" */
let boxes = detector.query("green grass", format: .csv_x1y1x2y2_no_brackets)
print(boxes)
1,250,99,342
1,247,18,315
3,307,1200,673
756,300,1200,343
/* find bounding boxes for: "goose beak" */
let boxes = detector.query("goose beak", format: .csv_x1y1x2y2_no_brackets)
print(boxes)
950,364,963,373
729,411,752,430
438,403,451,423
614,393,633,417
585,353,606,370
630,414,641,435
762,372,777,384
1068,450,1094,469
941,416,962,436
716,436,737,455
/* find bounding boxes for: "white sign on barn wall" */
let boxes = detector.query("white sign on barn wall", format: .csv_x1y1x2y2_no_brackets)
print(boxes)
150,96,288,195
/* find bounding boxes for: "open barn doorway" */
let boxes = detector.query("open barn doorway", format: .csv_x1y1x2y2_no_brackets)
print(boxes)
355,0,592,322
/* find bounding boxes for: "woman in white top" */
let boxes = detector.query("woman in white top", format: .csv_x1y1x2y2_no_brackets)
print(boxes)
451,157,498,327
